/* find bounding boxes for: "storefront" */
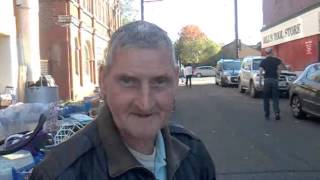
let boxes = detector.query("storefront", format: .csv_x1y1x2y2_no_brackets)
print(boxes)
261,6,320,71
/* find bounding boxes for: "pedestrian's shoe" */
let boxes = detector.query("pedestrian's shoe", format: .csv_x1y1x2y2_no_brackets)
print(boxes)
264,115,270,121
275,113,280,120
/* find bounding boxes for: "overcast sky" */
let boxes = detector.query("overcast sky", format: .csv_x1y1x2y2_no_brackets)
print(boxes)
131,0,263,45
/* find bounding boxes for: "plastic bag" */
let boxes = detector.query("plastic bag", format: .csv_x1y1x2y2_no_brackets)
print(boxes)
0,103,50,140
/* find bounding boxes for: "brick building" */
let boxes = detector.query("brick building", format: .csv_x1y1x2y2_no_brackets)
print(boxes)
0,1,19,96
39,0,121,100
261,0,320,71
209,40,261,66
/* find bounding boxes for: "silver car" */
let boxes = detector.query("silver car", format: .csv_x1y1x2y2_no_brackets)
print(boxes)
238,56,297,98
193,66,215,78
215,59,241,86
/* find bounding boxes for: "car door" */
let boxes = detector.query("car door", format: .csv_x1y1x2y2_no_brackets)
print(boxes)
216,63,222,83
243,59,251,87
203,67,210,76
303,64,320,115
208,67,215,76
239,60,246,86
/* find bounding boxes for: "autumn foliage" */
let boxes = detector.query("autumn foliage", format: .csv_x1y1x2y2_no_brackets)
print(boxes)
175,25,220,65
178,25,206,41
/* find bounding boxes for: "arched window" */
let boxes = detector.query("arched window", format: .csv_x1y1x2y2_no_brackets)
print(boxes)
84,41,95,83
74,38,80,75
84,45,90,75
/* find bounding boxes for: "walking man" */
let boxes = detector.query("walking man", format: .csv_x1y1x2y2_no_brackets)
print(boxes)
259,48,285,120
184,63,192,88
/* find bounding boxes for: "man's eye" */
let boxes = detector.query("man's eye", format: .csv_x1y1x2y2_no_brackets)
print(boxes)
119,77,135,87
152,77,169,87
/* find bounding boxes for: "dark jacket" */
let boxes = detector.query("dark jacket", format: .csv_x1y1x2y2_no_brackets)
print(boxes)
30,106,215,180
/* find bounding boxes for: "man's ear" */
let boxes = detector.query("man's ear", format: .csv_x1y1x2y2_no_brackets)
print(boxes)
174,66,180,86
99,65,107,93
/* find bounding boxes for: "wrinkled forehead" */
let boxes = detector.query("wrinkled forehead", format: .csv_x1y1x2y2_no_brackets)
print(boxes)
112,46,174,66
107,47,177,80
114,36,170,50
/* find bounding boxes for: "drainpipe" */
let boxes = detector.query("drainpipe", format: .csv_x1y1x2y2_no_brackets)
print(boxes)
15,0,41,101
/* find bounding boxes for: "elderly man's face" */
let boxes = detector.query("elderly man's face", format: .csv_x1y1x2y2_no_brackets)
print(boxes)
101,47,179,139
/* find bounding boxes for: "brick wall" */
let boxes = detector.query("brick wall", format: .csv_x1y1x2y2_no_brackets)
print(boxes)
39,0,70,100
39,0,120,100
263,0,319,27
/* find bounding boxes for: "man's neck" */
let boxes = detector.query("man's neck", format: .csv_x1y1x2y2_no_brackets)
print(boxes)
120,132,156,155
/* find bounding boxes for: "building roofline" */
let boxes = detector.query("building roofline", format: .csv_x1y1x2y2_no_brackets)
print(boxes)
261,2,320,32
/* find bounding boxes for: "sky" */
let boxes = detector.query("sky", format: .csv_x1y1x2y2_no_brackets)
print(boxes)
132,0,263,45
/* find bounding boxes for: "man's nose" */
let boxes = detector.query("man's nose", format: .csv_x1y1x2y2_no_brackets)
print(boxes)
135,85,154,112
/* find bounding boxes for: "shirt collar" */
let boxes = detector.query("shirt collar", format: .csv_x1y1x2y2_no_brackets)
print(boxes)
95,105,190,179
154,131,167,177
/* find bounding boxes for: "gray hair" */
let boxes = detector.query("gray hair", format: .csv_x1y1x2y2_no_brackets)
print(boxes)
105,21,177,68
265,47,273,55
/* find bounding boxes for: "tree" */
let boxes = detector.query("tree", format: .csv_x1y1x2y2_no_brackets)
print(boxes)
120,0,138,25
175,25,221,65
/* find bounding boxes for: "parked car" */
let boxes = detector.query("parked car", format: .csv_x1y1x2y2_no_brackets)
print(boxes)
289,63,320,119
238,56,297,98
215,59,241,86
193,66,215,77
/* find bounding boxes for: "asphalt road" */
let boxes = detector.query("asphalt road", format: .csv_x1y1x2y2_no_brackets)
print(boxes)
173,78,320,180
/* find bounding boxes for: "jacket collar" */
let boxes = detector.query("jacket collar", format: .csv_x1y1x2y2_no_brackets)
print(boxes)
96,105,190,179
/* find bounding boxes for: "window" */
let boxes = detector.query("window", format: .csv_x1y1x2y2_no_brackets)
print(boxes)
252,59,264,70
82,0,92,13
241,60,246,69
244,61,251,71
82,0,87,10
74,38,80,75
306,64,320,82
223,61,241,70
84,42,96,83
217,63,222,71
84,45,90,75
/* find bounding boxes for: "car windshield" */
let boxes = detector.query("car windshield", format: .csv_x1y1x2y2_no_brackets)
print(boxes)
252,59,264,70
223,61,241,70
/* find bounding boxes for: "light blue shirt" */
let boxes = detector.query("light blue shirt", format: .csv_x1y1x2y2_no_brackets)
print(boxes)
154,131,167,180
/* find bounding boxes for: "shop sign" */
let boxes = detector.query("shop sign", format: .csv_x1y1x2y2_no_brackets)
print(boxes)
263,24,301,44
262,7,320,48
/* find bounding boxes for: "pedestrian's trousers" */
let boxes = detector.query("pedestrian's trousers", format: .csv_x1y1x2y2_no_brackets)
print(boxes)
263,78,280,116
186,75,192,87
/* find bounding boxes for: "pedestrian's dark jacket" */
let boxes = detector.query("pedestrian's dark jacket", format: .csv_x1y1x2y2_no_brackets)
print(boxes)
260,56,282,79
30,105,216,180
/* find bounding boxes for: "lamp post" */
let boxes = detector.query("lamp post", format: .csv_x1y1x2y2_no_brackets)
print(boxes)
141,0,163,21
234,0,239,59
141,0,144,20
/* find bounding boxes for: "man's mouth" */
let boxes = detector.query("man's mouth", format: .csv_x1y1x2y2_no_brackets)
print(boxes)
132,113,153,118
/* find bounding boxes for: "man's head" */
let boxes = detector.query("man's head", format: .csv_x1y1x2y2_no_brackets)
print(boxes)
100,21,179,140
265,47,274,56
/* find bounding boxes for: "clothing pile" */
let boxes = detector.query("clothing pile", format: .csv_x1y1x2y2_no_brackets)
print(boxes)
0,100,97,180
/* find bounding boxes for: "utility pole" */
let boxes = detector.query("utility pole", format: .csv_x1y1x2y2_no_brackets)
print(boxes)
141,0,144,20
141,0,163,21
234,0,239,59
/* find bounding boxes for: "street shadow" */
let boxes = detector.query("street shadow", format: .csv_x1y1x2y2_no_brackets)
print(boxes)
301,115,320,125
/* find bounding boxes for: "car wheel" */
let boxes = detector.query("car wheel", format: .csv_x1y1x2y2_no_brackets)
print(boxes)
291,95,306,119
238,79,245,93
250,81,257,98
196,73,202,78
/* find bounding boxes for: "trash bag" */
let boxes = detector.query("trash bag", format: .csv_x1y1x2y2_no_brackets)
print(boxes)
0,103,50,140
